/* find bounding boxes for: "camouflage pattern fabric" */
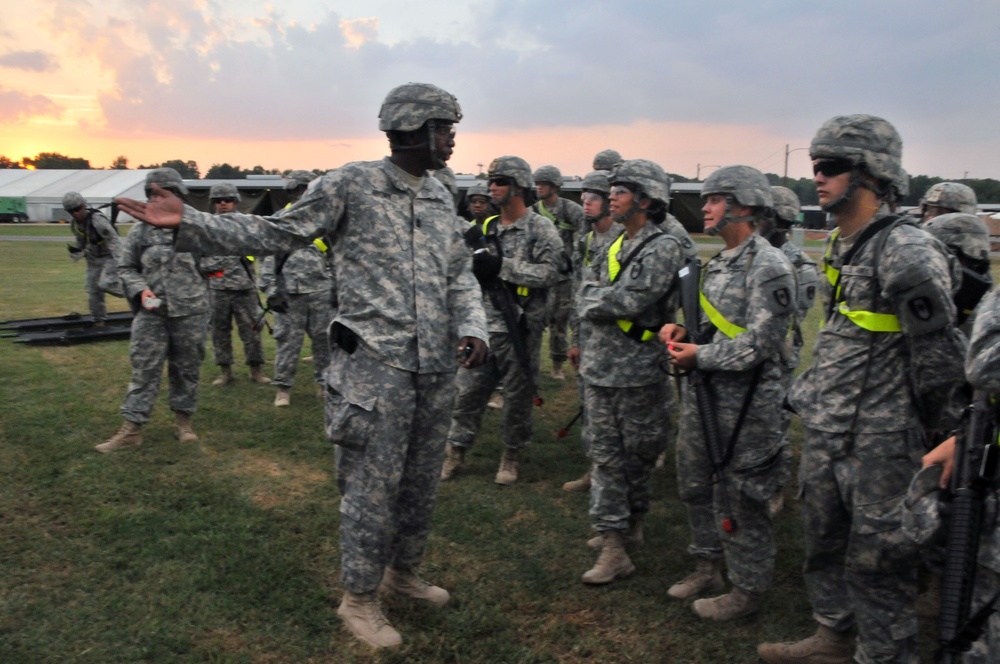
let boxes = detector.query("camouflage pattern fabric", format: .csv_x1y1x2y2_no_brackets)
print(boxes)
788,211,968,664
447,209,563,450
72,209,121,320
206,289,265,367
674,233,795,596
85,256,112,320
967,288,1000,391
663,213,699,263
271,291,333,387
119,223,211,318
570,222,624,349
534,197,583,364
173,156,487,595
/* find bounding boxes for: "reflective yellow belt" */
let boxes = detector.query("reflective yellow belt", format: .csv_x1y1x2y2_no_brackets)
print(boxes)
699,291,748,339
482,216,528,297
824,228,900,332
607,233,655,341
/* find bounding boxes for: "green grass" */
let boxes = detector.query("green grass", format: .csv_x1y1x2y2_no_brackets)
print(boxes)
2,235,968,663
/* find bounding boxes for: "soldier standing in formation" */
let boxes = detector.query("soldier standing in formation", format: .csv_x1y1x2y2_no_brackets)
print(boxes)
920,181,979,223
258,170,335,408
98,168,211,453
576,159,684,584
441,156,564,485
116,83,488,650
532,164,583,381
661,165,797,621
759,115,967,664
63,191,122,323
200,182,271,387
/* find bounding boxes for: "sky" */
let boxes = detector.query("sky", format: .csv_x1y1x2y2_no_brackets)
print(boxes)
1,0,998,181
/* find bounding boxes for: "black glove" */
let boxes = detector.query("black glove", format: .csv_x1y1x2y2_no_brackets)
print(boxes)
266,292,289,314
472,250,503,281
67,244,82,254
463,224,485,250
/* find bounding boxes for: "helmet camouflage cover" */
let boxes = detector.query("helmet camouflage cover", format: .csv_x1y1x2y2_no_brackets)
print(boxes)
284,169,314,191
581,170,611,197
810,114,907,198
533,165,562,186
146,168,189,196
378,82,462,133
770,185,801,223
593,149,623,171
922,212,991,263
921,182,977,215
609,159,670,206
488,156,533,190
465,180,490,200
701,165,773,209
209,182,241,202
62,191,87,211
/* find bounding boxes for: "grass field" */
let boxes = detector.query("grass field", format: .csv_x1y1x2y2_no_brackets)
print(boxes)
0,233,972,663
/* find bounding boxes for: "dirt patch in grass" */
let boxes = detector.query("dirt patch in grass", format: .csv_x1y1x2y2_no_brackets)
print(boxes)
220,450,329,509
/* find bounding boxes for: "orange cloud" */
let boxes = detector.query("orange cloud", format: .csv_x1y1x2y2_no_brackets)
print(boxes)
340,17,378,50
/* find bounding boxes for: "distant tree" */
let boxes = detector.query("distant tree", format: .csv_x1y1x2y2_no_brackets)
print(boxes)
205,163,241,179
23,152,90,169
159,159,200,179
0,156,21,169
110,155,129,170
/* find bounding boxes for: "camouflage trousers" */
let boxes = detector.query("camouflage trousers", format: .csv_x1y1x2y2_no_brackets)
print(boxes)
545,279,573,364
585,380,671,532
209,288,265,367
120,310,210,424
85,255,110,320
447,325,543,451
962,565,999,663
675,389,784,596
272,291,332,388
326,345,455,594
800,427,924,664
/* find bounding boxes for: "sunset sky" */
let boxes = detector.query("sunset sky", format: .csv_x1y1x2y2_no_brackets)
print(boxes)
2,0,998,181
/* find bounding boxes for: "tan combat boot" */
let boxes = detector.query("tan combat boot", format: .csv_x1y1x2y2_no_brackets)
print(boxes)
495,448,519,485
582,530,636,584
587,516,643,550
486,392,504,410
379,567,450,607
550,363,566,381
249,365,271,384
562,470,591,492
757,625,855,664
274,389,290,407
692,586,758,621
337,590,402,649
95,420,143,454
667,558,724,600
440,445,465,481
212,366,234,386
174,412,198,443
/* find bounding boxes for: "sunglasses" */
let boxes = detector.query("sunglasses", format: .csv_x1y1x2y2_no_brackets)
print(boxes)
212,197,237,204
812,159,854,178
69,205,84,213
489,177,512,187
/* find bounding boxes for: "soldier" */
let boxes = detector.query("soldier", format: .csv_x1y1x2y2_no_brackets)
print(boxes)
593,149,623,172
201,182,270,387
921,212,993,333
97,169,211,453
761,185,820,516
758,115,967,664
441,156,564,485
465,180,494,224
114,83,488,650
920,182,978,223
660,165,796,621
564,169,623,493
258,170,334,407
576,160,684,584
532,164,581,380
63,191,121,323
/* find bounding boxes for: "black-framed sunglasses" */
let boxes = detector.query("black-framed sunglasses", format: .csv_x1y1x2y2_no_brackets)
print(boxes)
812,158,854,178
69,205,84,213
212,197,237,204
488,177,512,187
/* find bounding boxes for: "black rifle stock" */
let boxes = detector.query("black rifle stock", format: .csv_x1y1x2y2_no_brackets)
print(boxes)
677,260,737,534
938,390,1000,662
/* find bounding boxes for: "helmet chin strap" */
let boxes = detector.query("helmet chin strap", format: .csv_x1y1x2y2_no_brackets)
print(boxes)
707,196,759,236
612,197,644,224
820,168,867,213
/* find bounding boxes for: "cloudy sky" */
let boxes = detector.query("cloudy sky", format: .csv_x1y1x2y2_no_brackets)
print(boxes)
1,0,998,180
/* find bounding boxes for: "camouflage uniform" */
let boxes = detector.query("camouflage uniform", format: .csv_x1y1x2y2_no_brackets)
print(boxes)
172,155,487,595
118,222,211,424
962,288,1000,663
533,195,583,368
447,209,564,451
663,213,699,264
676,232,796,596
201,255,266,367
66,194,121,321
577,221,683,534
258,238,335,387
788,210,965,663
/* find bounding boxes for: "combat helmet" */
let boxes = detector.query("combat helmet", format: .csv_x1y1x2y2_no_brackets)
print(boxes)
810,114,907,209
921,182,978,217
209,182,241,203
145,168,188,197
284,169,314,191
488,156,533,190
770,186,801,226
533,165,563,187
701,165,773,235
581,170,611,197
378,82,462,132
922,212,991,264
62,191,87,212
608,159,670,223
465,180,490,201
593,149,623,171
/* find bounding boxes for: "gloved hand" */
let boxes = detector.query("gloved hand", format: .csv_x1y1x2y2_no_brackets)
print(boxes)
472,250,503,281
67,244,82,254
267,292,289,314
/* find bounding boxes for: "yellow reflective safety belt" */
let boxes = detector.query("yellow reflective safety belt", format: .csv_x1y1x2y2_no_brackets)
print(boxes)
606,233,656,342
538,200,574,232
312,238,328,253
825,227,901,332
583,231,594,267
245,256,255,262
823,228,840,289
482,215,528,297
699,291,748,339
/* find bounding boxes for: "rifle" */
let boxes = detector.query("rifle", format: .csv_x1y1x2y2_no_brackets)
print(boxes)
238,256,273,335
938,390,1000,662
464,225,540,404
677,259,738,534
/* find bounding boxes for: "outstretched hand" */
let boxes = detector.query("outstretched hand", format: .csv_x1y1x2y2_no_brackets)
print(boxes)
115,184,183,228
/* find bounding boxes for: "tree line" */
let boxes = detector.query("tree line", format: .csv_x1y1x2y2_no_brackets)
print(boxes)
2,152,998,205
